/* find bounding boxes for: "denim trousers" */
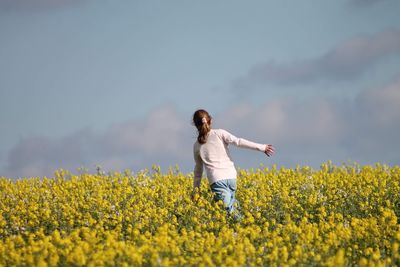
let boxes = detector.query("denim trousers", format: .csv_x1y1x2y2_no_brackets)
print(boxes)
210,179,239,214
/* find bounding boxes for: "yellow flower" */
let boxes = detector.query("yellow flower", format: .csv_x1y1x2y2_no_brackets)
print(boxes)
1,163,399,266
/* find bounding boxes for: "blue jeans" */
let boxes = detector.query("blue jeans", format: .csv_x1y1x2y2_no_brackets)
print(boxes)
210,179,240,215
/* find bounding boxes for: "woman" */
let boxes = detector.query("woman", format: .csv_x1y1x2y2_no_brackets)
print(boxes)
192,109,275,217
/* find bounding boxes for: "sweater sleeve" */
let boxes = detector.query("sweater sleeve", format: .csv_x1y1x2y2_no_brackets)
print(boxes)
220,129,266,152
193,144,203,189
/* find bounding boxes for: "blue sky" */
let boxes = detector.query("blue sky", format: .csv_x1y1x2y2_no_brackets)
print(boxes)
1,0,400,178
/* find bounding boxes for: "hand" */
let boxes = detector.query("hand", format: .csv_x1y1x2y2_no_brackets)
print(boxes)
264,144,275,157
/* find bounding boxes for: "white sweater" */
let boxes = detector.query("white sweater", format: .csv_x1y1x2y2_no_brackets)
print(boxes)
193,129,266,188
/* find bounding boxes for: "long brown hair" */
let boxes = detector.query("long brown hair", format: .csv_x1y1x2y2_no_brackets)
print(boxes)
192,109,212,144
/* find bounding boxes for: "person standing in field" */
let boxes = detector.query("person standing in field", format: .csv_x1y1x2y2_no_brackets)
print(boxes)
192,109,275,218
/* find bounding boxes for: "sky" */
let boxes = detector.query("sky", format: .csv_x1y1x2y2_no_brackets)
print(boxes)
1,0,400,178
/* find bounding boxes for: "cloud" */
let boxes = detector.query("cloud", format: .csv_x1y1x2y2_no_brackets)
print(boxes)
222,76,400,167
348,0,389,7
100,107,186,156
0,0,85,11
3,105,194,178
215,97,347,167
234,29,400,89
357,79,400,126
347,78,400,160
5,129,94,178
2,79,400,178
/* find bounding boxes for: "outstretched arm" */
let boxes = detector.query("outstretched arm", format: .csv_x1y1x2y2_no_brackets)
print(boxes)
221,129,275,156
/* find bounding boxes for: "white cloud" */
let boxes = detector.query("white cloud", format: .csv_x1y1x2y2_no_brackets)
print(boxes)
2,79,400,178
99,107,185,156
234,29,400,88
217,97,344,145
357,78,400,127
222,77,400,167
3,106,193,178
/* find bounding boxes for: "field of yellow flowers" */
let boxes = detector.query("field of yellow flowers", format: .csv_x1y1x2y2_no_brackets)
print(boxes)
1,162,400,266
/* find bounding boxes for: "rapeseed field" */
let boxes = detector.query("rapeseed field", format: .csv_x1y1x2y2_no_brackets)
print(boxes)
1,162,399,266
